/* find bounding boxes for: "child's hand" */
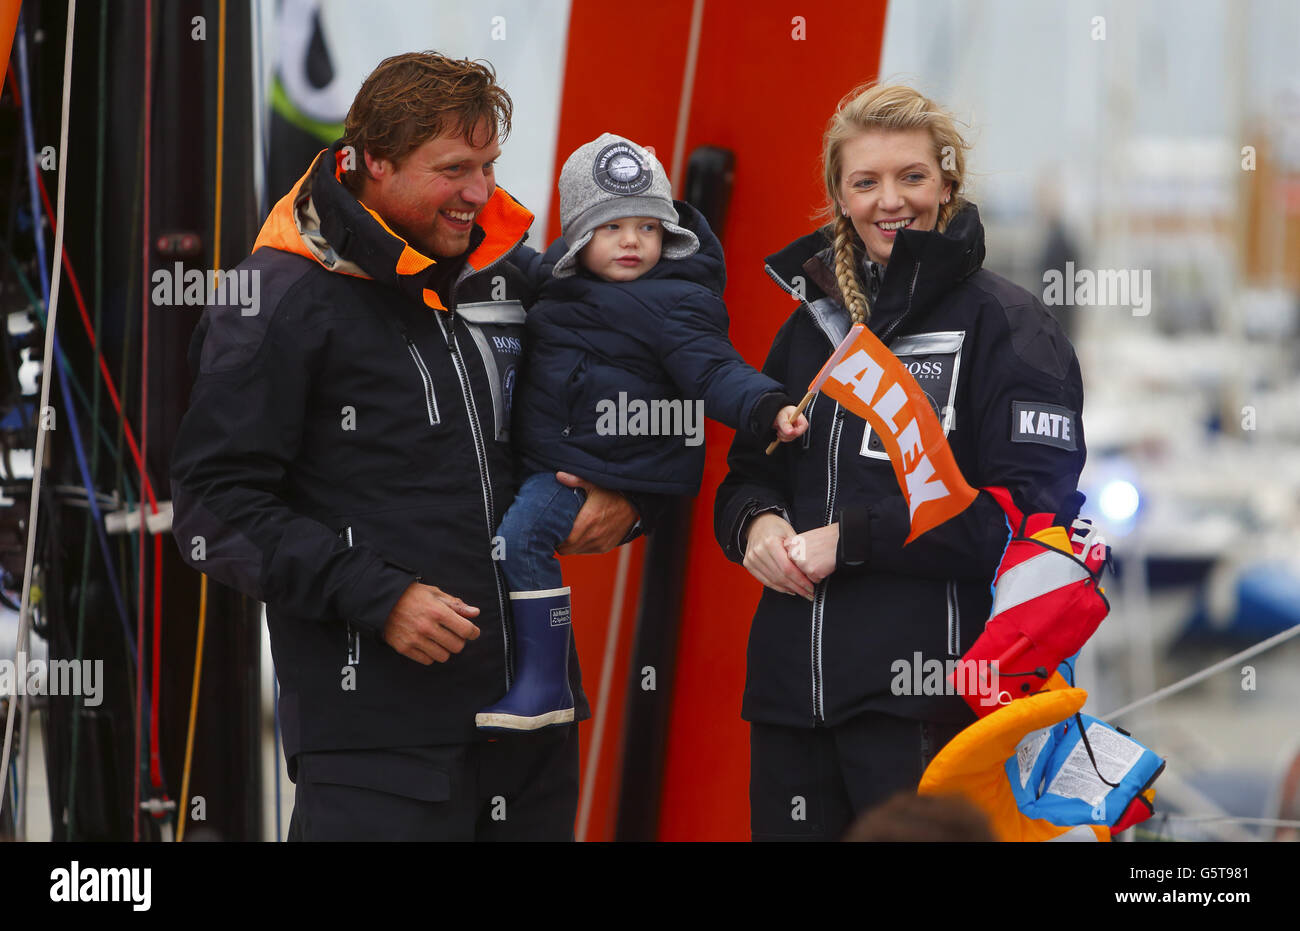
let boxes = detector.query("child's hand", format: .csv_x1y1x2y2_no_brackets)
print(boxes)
773,405,809,443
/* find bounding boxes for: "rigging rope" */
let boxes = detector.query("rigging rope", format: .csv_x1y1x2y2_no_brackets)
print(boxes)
177,0,226,844
132,0,156,843
67,0,110,838
1101,623,1300,722
0,0,79,828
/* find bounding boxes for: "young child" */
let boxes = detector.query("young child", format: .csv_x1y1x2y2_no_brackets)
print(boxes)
477,133,806,731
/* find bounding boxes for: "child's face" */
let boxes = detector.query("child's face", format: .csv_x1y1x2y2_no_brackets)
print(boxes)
578,217,663,282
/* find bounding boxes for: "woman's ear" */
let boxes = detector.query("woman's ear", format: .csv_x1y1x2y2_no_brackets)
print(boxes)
941,180,953,204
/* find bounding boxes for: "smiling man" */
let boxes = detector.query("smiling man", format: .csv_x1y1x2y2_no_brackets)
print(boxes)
170,52,643,841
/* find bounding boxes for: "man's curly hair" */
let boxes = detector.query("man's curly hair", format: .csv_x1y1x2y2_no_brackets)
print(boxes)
340,51,513,192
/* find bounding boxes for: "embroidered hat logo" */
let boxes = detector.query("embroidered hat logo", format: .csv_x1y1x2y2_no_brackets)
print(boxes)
592,141,652,196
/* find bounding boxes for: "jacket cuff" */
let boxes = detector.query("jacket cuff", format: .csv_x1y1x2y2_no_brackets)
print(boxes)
835,504,872,569
737,502,791,560
621,489,668,540
747,391,797,440
337,552,419,637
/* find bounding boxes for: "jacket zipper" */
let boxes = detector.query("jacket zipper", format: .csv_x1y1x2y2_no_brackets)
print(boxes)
403,335,441,425
561,358,586,437
801,393,817,449
765,259,924,724
946,580,961,656
879,262,922,344
763,264,806,303
436,311,512,689
341,526,360,666
764,262,840,724
812,405,845,722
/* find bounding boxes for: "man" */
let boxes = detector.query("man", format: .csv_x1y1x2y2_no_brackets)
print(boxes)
170,52,645,840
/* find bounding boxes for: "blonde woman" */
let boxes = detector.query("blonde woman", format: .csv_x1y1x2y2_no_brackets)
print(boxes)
714,83,1088,841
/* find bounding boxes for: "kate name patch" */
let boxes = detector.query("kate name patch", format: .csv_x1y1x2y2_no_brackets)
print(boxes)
1011,401,1077,450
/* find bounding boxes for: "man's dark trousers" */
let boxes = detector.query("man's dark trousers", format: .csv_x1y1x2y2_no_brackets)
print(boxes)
286,725,579,841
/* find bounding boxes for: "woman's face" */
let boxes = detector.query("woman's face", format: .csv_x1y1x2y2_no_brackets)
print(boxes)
837,128,952,266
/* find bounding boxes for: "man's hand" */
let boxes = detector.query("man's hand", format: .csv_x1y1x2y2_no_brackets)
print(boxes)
555,471,637,554
743,512,816,601
785,523,840,586
382,582,481,665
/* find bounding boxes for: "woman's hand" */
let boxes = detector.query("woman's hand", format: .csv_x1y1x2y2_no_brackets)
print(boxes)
785,523,840,585
743,513,816,601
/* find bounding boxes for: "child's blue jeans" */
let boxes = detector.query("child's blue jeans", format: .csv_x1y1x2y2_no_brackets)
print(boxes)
496,472,587,592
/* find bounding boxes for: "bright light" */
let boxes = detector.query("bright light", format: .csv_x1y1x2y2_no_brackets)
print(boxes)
1099,479,1140,522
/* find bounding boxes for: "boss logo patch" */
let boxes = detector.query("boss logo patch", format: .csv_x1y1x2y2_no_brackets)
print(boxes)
550,605,571,627
861,330,964,460
1011,401,1077,450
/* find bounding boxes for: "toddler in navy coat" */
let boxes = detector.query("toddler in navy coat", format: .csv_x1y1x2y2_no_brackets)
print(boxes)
477,133,806,731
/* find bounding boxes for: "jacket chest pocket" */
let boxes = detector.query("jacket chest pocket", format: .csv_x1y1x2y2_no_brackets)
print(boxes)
858,330,965,460
457,301,526,442
402,336,443,427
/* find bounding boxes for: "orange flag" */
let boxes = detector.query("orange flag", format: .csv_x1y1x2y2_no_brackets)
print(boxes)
818,325,977,542
0,1,20,90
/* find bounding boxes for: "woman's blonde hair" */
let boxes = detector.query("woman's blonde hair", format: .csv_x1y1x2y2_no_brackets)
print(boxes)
822,83,970,323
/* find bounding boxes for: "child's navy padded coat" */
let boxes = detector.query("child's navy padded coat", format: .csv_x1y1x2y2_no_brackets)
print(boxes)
513,201,792,495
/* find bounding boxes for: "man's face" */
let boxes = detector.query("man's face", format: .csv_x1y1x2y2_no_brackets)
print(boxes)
360,121,501,259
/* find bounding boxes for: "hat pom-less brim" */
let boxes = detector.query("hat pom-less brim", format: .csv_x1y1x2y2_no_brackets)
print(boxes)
552,217,700,278
551,228,596,279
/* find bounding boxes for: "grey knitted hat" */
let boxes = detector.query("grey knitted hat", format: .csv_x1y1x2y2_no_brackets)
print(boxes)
552,133,699,278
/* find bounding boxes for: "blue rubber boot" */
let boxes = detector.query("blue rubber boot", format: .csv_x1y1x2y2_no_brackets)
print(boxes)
475,587,575,731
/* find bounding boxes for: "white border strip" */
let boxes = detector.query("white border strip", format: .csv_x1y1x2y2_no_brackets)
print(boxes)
509,587,571,600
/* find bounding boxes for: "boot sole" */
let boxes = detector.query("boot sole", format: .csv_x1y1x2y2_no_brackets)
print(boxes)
474,708,575,731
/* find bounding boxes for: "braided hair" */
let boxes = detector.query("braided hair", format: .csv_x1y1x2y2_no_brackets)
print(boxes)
832,213,871,325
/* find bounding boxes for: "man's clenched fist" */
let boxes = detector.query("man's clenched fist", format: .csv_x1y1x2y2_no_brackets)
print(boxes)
382,582,481,665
